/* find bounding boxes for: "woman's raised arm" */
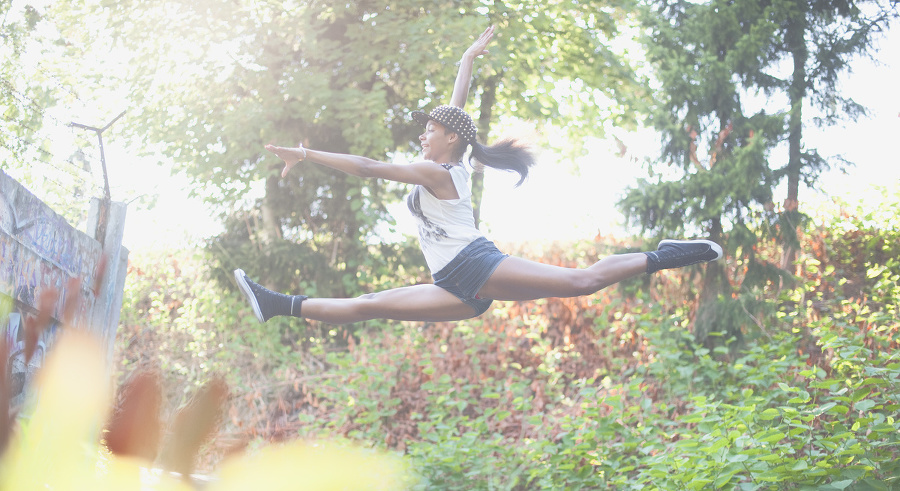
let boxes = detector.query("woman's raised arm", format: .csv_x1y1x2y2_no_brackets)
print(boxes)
448,25,495,109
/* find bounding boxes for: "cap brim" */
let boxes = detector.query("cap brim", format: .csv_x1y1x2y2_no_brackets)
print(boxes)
411,111,430,127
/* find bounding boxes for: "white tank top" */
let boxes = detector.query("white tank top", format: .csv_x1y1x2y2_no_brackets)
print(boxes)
406,164,484,274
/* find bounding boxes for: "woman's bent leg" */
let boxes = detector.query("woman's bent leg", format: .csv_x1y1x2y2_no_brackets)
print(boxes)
301,284,477,324
477,253,648,302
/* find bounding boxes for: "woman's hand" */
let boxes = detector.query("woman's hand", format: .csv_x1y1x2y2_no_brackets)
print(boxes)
265,144,307,178
463,25,494,60
450,26,496,108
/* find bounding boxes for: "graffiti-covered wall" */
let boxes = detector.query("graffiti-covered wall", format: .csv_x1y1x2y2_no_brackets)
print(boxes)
0,170,128,406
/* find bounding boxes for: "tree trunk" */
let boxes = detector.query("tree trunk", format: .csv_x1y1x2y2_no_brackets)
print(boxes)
260,169,284,290
471,77,498,229
783,6,808,270
695,216,730,344
261,170,283,244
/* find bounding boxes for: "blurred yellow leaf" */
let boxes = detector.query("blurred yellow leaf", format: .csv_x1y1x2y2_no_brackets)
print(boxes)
210,441,409,491
0,331,410,490
100,455,192,491
1,331,110,490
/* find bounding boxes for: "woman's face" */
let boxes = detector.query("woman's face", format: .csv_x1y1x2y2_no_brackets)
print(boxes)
419,120,457,162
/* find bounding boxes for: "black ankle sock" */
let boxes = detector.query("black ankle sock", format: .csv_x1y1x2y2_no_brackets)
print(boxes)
243,276,307,321
644,251,663,274
260,292,307,320
264,292,296,318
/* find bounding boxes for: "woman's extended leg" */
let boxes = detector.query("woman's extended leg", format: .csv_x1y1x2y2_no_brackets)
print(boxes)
301,285,476,324
477,253,648,301
478,239,723,301
234,269,476,324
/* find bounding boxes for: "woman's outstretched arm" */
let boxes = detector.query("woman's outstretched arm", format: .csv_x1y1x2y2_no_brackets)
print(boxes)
267,144,382,179
448,25,495,109
265,144,459,198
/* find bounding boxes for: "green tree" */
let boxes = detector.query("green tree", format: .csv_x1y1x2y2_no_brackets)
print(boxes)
49,0,644,303
0,2,97,225
1,2,43,172
620,0,783,341
65,0,472,298
773,0,897,266
447,0,646,227
620,0,896,341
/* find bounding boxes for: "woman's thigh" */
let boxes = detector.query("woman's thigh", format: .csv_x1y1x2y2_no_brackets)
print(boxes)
477,253,647,302
304,284,476,323
476,256,586,301
365,284,477,321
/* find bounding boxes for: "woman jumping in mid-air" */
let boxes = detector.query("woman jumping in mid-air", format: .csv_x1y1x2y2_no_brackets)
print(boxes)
235,26,722,325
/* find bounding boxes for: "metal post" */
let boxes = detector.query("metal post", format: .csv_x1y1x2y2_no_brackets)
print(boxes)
69,110,125,245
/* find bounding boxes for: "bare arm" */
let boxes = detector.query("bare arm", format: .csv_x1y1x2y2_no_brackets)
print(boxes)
265,144,458,198
448,25,495,108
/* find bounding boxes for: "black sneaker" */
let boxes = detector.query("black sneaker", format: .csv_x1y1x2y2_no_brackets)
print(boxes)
645,239,723,274
234,269,304,323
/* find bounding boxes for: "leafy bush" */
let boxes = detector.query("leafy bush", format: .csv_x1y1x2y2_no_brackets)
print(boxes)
109,194,899,488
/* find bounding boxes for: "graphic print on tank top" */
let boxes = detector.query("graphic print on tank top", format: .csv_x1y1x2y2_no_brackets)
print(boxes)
407,186,449,243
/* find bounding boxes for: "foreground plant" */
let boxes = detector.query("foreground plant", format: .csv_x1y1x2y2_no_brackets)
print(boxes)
0,330,408,490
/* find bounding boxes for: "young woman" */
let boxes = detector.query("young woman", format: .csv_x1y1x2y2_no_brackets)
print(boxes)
235,26,722,325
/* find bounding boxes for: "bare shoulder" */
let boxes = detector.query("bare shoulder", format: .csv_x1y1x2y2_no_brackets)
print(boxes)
408,159,450,169
405,161,459,199
406,160,456,178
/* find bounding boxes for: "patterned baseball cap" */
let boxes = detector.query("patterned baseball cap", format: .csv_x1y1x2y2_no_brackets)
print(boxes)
411,105,478,144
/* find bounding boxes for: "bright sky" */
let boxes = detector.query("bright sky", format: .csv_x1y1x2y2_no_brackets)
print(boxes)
97,26,899,251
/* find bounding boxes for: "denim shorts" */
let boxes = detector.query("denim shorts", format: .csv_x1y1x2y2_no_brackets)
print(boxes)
432,237,509,316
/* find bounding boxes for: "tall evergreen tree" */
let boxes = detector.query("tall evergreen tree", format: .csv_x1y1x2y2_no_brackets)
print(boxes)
621,0,784,341
621,0,896,341
774,0,897,266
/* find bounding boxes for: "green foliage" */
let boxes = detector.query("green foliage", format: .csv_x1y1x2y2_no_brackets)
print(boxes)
0,2,94,225
205,205,430,299
475,0,647,143
623,0,794,244
114,196,900,487
1,2,44,167
284,288,899,489
38,0,648,297
628,321,900,489
118,248,310,404
621,0,789,343
815,187,900,304
625,0,897,242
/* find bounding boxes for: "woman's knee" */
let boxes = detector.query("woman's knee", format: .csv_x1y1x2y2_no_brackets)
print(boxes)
570,270,607,296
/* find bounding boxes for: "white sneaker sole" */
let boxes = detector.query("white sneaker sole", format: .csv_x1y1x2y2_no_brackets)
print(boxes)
657,239,723,261
234,269,265,324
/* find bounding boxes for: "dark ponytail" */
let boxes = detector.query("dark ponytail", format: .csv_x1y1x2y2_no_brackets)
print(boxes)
469,139,536,187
